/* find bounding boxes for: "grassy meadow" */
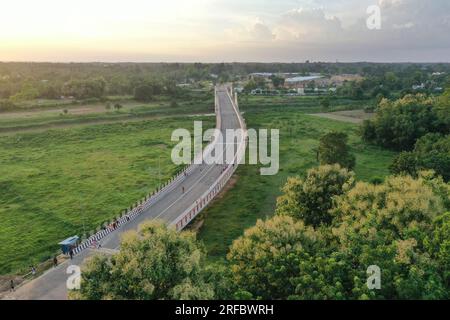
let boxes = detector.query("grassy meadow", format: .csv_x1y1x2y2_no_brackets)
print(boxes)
0,91,214,134
0,115,214,274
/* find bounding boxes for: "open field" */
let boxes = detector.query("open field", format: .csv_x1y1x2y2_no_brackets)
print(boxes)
310,109,375,124
240,95,373,114
0,91,214,134
0,115,214,274
195,105,396,262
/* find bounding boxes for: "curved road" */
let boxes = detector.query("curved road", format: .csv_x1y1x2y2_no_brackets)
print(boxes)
3,85,243,300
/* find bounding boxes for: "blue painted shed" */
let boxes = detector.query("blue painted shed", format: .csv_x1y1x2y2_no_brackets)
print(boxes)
58,236,79,254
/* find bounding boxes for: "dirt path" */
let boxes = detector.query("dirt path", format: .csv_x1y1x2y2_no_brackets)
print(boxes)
310,109,374,124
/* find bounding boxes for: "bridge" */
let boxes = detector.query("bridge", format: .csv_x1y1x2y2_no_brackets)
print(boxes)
3,84,246,300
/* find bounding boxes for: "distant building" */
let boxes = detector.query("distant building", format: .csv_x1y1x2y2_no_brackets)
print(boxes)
234,87,244,93
412,83,425,90
249,72,301,81
284,75,323,89
297,87,305,95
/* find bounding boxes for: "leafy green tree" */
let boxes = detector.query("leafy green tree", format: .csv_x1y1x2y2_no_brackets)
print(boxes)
230,174,450,300
276,164,355,227
134,84,154,102
0,100,16,112
390,134,450,181
318,132,356,169
330,175,448,299
244,79,258,92
10,83,39,102
269,75,285,89
390,151,418,177
436,88,450,132
361,94,444,150
227,215,320,299
320,97,330,109
63,77,106,99
425,213,450,284
71,221,214,300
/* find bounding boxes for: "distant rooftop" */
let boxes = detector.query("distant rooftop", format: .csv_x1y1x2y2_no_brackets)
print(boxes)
249,72,300,77
285,75,324,83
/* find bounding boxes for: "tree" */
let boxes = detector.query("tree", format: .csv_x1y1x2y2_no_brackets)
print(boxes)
330,175,449,299
227,215,320,300
63,77,106,99
425,213,450,284
134,84,154,102
244,80,258,92
276,164,355,227
318,132,356,169
0,100,16,112
270,75,285,89
71,221,214,300
10,83,39,102
390,151,418,177
436,88,450,132
320,97,330,109
229,173,450,300
390,134,450,181
361,94,445,150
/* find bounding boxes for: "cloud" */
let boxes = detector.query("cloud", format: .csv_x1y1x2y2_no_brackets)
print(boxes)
274,8,343,42
218,0,450,61
225,19,275,42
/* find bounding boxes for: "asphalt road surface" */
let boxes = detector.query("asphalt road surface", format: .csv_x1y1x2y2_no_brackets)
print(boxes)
3,85,243,300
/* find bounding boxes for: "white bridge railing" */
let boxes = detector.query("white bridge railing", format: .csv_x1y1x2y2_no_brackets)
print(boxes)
170,86,247,231
72,85,245,255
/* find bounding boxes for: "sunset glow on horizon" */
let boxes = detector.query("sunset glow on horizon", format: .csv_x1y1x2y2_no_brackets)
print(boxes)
1,0,449,62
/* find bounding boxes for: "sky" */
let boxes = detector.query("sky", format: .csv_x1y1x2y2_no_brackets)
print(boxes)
0,0,449,62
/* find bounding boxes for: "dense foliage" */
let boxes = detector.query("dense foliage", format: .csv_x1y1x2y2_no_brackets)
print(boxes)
390,133,450,181
227,171,450,299
275,164,354,227
72,221,215,300
361,94,448,150
318,132,356,169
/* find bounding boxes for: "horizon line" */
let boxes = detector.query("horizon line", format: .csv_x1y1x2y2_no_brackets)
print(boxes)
1,60,450,64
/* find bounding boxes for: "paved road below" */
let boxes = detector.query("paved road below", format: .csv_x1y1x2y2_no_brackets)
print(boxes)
3,85,242,300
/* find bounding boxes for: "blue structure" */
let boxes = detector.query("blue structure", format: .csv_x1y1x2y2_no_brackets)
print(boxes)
58,236,79,254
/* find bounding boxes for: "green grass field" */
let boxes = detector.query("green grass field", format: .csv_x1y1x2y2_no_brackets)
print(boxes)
196,106,396,262
0,116,214,274
0,92,214,134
